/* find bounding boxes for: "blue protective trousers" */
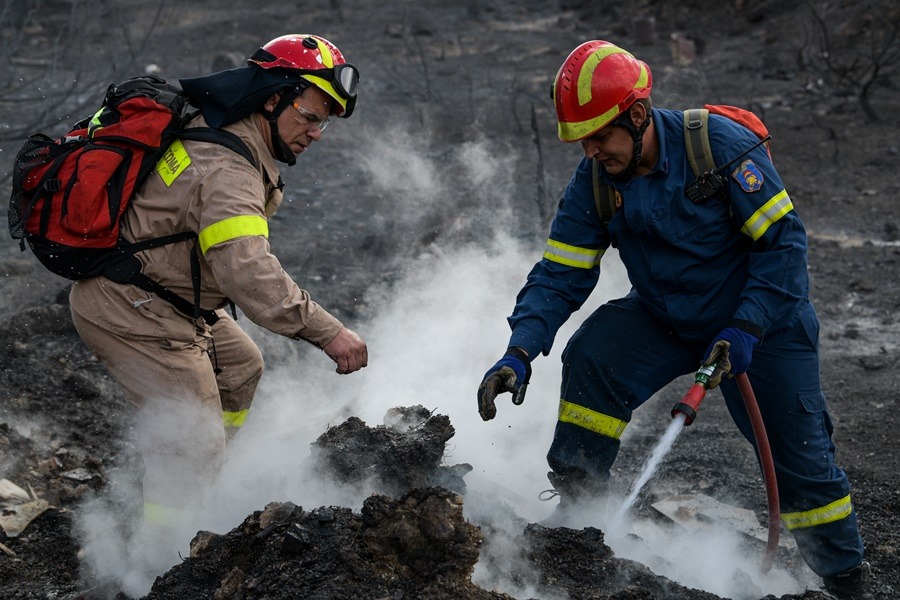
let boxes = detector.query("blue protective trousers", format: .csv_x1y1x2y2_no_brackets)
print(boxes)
547,296,864,577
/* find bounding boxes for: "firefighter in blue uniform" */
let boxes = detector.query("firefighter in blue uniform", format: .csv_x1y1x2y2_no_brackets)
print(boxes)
476,40,872,599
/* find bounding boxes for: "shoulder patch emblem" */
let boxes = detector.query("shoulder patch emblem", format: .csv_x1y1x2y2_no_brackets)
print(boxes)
731,159,763,193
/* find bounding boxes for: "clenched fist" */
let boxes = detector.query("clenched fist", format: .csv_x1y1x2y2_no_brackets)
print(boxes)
324,327,368,374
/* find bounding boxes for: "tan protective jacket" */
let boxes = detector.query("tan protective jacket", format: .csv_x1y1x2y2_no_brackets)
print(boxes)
72,113,343,348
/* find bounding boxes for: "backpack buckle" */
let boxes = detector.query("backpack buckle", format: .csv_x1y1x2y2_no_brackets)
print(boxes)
42,178,62,192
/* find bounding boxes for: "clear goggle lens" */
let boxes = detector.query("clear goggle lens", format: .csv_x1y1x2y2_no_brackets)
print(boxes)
292,102,330,132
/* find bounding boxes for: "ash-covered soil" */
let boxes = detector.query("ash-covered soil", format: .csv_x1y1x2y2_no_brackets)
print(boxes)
1,1,898,599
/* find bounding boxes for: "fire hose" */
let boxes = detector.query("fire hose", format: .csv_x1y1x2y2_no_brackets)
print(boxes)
671,366,780,574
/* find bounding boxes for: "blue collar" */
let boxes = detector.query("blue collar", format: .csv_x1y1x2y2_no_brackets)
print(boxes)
648,107,670,176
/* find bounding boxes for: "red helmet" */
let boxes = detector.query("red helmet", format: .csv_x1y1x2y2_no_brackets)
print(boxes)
552,40,652,142
249,34,359,117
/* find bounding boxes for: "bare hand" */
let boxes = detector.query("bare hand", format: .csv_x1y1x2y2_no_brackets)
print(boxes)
323,327,368,374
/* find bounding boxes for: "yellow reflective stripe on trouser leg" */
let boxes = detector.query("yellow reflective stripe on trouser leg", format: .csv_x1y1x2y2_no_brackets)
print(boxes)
222,409,248,429
223,409,248,443
741,189,793,241
781,494,853,531
199,215,269,254
558,399,627,439
543,239,604,269
144,501,183,526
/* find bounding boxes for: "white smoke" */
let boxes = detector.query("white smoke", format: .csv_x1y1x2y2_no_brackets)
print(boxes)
72,131,814,599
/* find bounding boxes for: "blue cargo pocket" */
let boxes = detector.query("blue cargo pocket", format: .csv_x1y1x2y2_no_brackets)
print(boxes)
799,302,820,350
798,390,825,414
786,390,835,477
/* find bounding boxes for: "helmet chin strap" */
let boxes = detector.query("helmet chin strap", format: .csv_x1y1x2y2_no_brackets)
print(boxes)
606,110,652,182
265,85,306,166
267,117,296,165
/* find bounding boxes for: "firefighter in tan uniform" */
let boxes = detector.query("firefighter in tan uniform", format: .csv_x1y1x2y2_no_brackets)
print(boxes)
69,35,366,535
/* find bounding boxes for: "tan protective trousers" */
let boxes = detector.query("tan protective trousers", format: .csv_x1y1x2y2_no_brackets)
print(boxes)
70,277,264,518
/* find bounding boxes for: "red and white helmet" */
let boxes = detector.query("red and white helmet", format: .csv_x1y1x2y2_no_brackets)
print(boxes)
552,40,652,142
249,34,359,117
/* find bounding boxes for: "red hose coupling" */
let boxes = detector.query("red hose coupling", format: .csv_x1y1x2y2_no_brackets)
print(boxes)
671,383,707,426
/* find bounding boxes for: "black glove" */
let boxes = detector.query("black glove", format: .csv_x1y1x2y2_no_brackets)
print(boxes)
477,347,531,421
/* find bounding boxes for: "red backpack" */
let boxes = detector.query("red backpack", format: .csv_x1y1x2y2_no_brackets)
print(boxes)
8,75,255,324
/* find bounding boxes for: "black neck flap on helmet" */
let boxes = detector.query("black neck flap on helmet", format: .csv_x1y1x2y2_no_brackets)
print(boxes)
181,66,305,127
181,65,314,165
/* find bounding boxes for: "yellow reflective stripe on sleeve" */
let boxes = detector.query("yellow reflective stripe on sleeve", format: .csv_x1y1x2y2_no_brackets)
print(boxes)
543,239,604,269
222,409,248,429
144,501,183,526
558,399,627,440
156,139,192,187
781,494,853,531
198,215,269,254
740,189,793,241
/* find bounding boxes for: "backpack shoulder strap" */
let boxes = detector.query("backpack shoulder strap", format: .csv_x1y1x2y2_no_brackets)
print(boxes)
119,126,255,326
683,108,716,176
592,158,619,226
177,127,257,168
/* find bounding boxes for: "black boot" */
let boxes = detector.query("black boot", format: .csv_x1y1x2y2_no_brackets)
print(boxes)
823,562,874,600
540,470,608,528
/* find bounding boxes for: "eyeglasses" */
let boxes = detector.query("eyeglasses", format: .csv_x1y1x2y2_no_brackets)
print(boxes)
291,101,330,132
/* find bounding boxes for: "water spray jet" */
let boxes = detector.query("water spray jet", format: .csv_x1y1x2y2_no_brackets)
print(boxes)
671,364,781,574
613,361,781,575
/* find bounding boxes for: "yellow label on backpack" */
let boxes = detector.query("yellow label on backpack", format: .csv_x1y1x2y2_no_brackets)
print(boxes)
156,139,191,187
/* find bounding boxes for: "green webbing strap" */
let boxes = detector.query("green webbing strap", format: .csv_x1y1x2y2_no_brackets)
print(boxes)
683,108,716,176
592,158,619,227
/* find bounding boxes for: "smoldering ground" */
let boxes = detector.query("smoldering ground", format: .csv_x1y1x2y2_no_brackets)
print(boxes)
3,1,898,598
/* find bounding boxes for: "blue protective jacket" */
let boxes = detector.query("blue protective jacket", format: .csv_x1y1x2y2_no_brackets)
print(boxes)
508,107,809,357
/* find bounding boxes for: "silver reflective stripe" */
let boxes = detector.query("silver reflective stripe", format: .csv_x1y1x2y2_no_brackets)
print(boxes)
741,189,793,240
543,239,604,269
